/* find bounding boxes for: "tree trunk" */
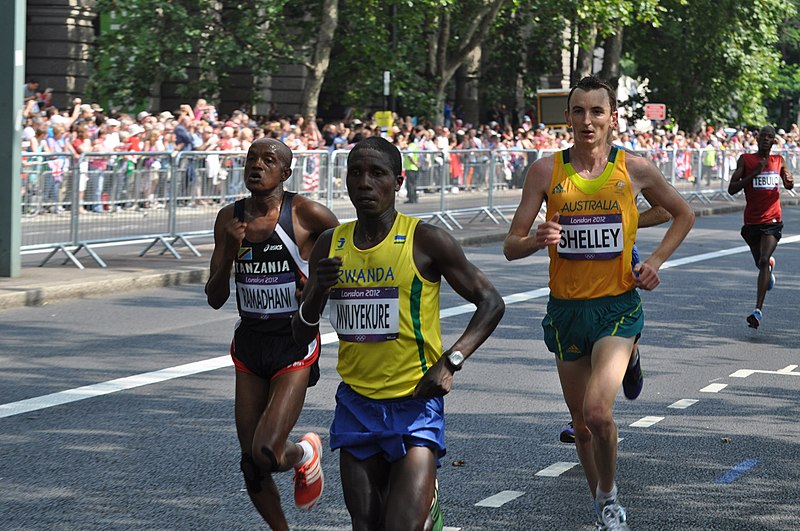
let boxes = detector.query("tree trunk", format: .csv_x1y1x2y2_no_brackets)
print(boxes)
599,26,623,90
457,46,481,127
428,0,507,126
572,24,597,81
300,0,339,124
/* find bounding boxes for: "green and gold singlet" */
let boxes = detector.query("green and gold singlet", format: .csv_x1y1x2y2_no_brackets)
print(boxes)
327,213,442,399
546,146,639,300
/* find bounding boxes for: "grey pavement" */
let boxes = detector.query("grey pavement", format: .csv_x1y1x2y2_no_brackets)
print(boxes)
1,196,796,310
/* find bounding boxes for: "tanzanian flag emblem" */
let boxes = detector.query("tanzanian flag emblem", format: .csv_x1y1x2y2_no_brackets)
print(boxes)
238,247,253,261
394,235,406,245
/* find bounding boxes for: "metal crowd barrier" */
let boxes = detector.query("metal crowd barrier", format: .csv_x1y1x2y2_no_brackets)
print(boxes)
18,146,797,268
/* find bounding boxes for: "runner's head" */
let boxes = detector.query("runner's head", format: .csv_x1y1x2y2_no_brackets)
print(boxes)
566,76,618,144
346,137,404,217
757,126,777,155
244,138,293,193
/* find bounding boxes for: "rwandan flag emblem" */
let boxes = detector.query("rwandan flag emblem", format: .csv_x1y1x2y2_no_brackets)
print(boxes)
238,247,253,261
394,235,406,245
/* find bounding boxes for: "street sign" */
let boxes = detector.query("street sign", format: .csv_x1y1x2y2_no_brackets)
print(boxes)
644,103,666,121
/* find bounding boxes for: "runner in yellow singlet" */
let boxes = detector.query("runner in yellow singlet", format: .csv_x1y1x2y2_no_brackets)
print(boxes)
293,136,505,531
504,76,694,530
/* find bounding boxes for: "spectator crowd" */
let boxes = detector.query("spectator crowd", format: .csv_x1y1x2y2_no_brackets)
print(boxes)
19,78,800,213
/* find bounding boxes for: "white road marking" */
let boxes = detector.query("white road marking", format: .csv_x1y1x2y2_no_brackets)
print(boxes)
700,383,728,393
668,399,699,409
474,490,525,507
730,365,800,378
630,416,664,428
0,357,231,419
535,461,579,477
2,240,798,419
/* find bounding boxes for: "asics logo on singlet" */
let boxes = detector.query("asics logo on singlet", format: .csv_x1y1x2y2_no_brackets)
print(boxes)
552,183,564,195
263,244,283,252
336,237,346,250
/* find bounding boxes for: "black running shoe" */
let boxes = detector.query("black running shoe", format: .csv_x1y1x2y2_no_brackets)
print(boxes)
622,349,644,400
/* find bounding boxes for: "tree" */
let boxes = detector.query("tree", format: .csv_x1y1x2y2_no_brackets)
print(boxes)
88,0,290,112
423,0,508,125
627,0,788,129
297,0,340,124
768,2,800,129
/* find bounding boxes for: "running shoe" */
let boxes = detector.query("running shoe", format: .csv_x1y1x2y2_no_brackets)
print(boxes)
294,432,324,510
747,309,762,329
622,348,644,400
560,421,576,443
768,256,776,291
595,497,630,530
430,478,443,531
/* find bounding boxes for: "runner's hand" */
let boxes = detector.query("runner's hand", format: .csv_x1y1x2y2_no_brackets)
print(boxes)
413,359,453,398
633,261,660,290
315,257,343,293
535,212,562,249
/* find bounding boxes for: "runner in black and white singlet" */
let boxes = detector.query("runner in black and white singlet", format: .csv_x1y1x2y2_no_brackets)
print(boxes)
205,138,338,530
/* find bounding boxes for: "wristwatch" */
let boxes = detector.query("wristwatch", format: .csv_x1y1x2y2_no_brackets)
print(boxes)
444,350,465,372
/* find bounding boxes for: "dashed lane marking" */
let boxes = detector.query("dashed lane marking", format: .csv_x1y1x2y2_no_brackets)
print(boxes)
474,490,525,507
700,383,727,393
535,462,579,477
668,399,699,409
630,416,664,428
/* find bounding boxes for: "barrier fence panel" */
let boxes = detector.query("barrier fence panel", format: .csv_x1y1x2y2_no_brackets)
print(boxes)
17,146,799,267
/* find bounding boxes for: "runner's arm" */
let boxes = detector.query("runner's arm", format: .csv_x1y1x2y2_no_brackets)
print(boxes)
413,224,505,398
638,189,671,228
728,156,766,195
780,156,794,190
292,229,339,347
205,205,243,309
629,157,694,273
503,157,555,260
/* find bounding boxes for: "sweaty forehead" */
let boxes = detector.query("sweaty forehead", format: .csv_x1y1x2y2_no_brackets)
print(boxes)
251,139,290,160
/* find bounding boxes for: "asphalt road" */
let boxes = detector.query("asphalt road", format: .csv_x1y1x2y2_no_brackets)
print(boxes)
2,208,800,531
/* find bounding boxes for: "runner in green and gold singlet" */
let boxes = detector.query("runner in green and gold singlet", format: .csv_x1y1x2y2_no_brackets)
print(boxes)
327,212,442,400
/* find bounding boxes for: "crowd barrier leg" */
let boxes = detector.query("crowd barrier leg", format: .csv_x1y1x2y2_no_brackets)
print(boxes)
39,244,87,270
140,236,182,260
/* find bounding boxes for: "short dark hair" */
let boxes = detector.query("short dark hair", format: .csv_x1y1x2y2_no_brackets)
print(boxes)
567,76,617,114
349,136,402,176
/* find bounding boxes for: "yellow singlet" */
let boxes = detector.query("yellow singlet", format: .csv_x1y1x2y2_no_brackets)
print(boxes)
327,213,442,399
545,146,639,299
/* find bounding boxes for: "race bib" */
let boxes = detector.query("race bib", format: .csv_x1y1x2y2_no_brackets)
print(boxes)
558,213,623,260
236,272,297,319
328,287,399,342
753,170,779,190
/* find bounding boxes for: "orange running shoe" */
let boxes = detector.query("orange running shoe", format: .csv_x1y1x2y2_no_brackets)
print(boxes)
294,432,324,510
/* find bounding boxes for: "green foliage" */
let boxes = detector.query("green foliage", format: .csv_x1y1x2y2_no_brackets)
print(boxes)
481,1,565,109
87,0,289,112
626,0,789,129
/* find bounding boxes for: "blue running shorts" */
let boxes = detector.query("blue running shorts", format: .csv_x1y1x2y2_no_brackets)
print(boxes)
330,382,446,465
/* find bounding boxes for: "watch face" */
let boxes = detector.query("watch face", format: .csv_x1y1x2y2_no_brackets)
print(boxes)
448,350,465,366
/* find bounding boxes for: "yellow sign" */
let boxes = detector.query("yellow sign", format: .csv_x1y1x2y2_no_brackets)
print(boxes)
374,110,393,128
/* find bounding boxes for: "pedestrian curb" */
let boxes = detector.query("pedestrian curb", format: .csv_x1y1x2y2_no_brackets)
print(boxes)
0,267,209,310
